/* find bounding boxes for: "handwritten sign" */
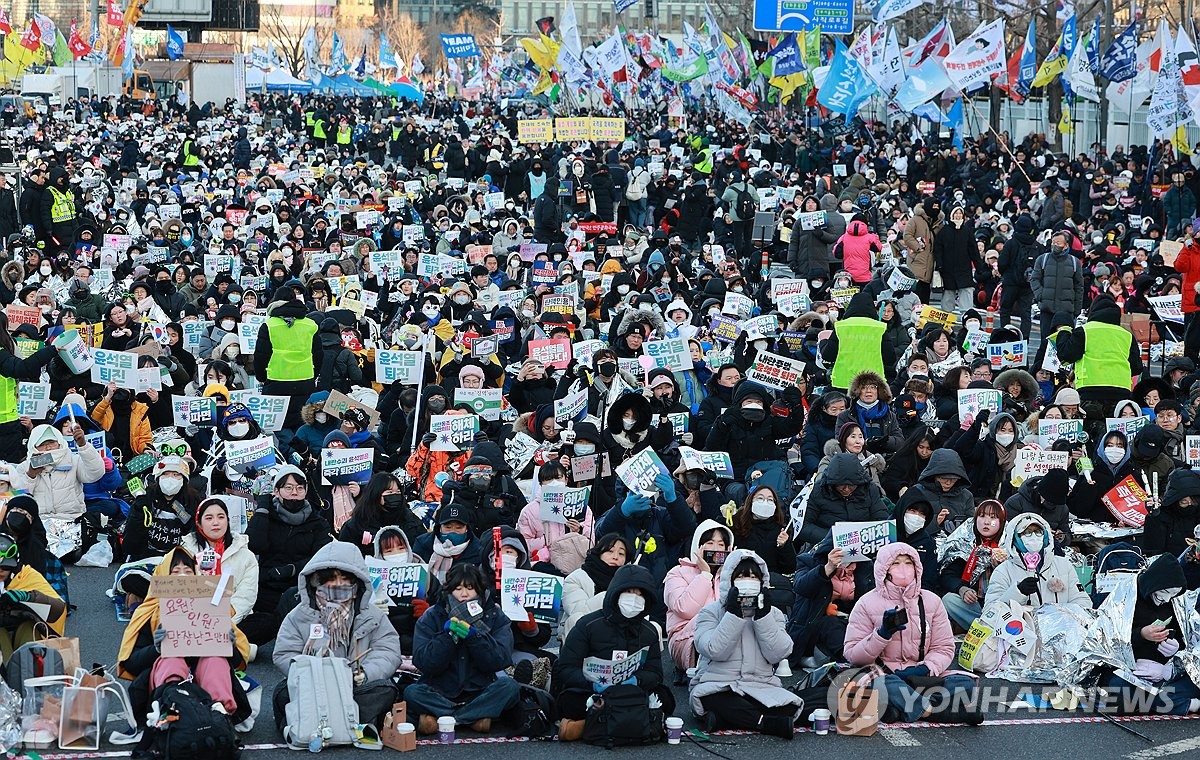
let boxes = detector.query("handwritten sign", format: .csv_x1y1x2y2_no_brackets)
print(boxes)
1010,449,1070,487
538,485,590,524
499,568,563,624
832,520,896,564
149,575,233,658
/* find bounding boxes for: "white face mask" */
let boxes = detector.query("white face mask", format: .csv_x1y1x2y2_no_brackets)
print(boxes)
622,418,636,431
751,498,776,519
829,309,839,320
422,307,440,319
1152,587,1182,605
733,578,761,597
617,592,645,618
617,284,630,295
964,320,981,331
228,421,251,438
1020,531,1045,553
315,412,328,424
521,308,535,319
159,475,184,496
903,513,926,534
996,432,1015,447
500,553,518,569
453,295,471,305
220,319,236,331
1104,446,1125,464
383,550,410,564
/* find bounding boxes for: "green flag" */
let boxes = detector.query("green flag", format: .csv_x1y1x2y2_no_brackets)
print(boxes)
53,30,69,66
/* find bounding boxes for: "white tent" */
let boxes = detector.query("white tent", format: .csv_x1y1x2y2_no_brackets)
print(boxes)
245,67,312,92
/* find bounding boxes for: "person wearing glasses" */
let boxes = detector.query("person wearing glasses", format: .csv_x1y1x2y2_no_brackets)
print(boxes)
0,532,67,658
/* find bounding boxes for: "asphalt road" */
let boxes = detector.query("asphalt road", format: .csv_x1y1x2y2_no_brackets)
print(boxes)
34,565,1200,760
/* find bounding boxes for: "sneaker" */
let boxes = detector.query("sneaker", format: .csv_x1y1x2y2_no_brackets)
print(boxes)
353,724,383,750
109,726,143,745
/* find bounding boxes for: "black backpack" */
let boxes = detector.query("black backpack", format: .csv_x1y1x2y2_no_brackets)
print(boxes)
144,681,240,760
581,684,664,748
735,184,756,219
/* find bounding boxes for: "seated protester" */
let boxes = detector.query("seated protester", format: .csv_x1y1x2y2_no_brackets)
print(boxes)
690,550,800,738
406,424,471,505
516,462,594,575
787,539,872,665
1154,399,1187,463
92,383,153,458
994,368,1040,423
339,407,387,469
816,422,886,487
273,542,403,734
480,527,553,664
602,392,672,479
797,453,889,545
0,532,67,658
181,498,259,624
881,428,936,502
1142,469,1200,586
939,501,1008,630
705,381,805,492
413,504,482,584
0,494,67,606
243,466,333,648
116,549,251,725
894,500,940,591
947,410,1021,504
508,358,558,414
1003,468,1074,549
1129,425,1174,495
122,456,200,562
372,526,437,652
338,472,427,557
674,460,726,525
844,543,981,724
559,422,618,518
729,486,796,576
1070,430,1134,523
896,449,972,534
594,472,696,587
294,391,336,459
53,392,126,519
834,371,903,456
986,513,1092,610
12,422,105,522
407,564,520,735
646,367,697,453
799,391,848,479
695,364,743,445
553,564,672,742
665,520,735,671
561,534,630,644
440,440,526,533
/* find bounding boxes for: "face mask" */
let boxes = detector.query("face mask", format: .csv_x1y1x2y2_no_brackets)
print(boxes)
733,578,761,597
39,265,51,276
500,554,518,569
4,512,30,537
996,432,1015,447
468,474,492,491
440,531,469,546
598,362,616,377
315,412,328,424
427,398,447,413
382,493,406,510
617,284,630,295
383,550,409,564
731,286,743,294
751,498,776,519
1152,587,1182,606
753,339,768,351
829,309,840,320
521,308,535,319
220,319,236,332
903,513,926,534
965,320,981,331
1104,446,1125,464
454,295,471,305
1020,531,1045,553
318,583,355,603
622,418,636,431
741,403,765,423
422,307,440,319
573,442,595,456
228,293,241,304
617,592,645,618
887,562,916,587
159,476,184,497
280,497,307,513
228,421,251,438
708,308,720,317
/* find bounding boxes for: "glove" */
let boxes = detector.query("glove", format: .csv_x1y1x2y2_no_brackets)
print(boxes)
2,590,30,604
753,595,771,619
516,613,539,634
725,587,742,616
679,432,693,445
878,608,907,639
353,669,366,687
267,564,295,581
619,492,651,518
893,664,931,680
976,409,991,425
654,471,677,502
152,625,166,651
411,598,430,618
447,618,474,640
1133,658,1174,683
421,432,437,446
1159,639,1182,658
866,436,889,454
1016,576,1040,597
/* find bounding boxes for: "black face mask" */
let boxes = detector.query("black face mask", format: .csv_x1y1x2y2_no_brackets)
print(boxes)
157,280,174,294
280,497,307,513
5,512,30,537
382,493,406,510
597,362,617,378
427,397,447,413
741,406,766,423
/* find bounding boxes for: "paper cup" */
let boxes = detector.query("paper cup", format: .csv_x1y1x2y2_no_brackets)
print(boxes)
437,716,456,744
397,723,415,734
811,708,831,735
665,716,684,744
52,329,94,374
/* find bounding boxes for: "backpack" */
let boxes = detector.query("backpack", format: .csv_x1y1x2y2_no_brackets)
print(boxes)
581,684,664,748
145,680,240,760
510,684,558,739
735,184,756,220
747,459,798,511
625,169,646,201
282,655,359,750
4,642,65,691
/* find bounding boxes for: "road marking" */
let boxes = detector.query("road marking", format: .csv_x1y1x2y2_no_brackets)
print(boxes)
1125,737,1200,759
880,727,921,746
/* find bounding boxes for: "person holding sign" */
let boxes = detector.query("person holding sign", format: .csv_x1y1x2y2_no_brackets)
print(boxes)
116,549,252,726
516,463,594,573
1004,467,1074,549
481,528,554,665
180,499,259,624
945,410,1021,505
0,311,57,462
1141,469,1200,574
938,501,1008,630
123,456,201,563
13,423,105,521
1069,430,1135,523
704,381,805,494
798,454,889,546
595,471,695,588
844,543,981,724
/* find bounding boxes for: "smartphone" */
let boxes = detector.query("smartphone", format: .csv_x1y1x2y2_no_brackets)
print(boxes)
884,608,909,630
702,550,728,566
30,452,54,469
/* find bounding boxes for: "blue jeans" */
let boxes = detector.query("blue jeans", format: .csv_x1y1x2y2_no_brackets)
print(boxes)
403,678,521,723
941,592,982,631
1103,673,1200,715
876,674,977,722
628,197,649,229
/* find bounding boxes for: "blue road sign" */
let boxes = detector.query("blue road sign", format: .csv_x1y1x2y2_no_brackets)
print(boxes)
753,0,853,34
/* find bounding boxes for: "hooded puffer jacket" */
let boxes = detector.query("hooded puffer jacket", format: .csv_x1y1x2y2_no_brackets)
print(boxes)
834,220,882,284
1003,475,1073,545
1142,468,1200,559
704,382,805,480
799,453,889,545
844,542,958,674
689,549,799,715
11,424,106,520
664,519,735,668
896,449,975,534
985,513,1092,609
1130,554,1187,662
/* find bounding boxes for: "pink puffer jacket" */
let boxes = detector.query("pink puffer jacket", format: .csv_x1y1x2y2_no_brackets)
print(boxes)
843,542,957,675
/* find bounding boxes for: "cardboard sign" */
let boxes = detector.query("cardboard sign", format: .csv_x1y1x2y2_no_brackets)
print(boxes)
149,575,233,658
324,389,381,429
375,350,425,385
499,568,563,624
987,340,1027,369
365,559,429,606
429,414,480,451
453,388,502,420
90,349,138,388
644,337,689,373
225,436,276,473
614,448,670,497
1106,416,1150,439
678,446,734,479
321,447,374,485
538,485,591,523
957,389,1002,424
16,382,52,419
528,338,572,370
1102,474,1149,527
1037,418,1085,448
832,520,896,564
746,350,805,391
1010,449,1070,487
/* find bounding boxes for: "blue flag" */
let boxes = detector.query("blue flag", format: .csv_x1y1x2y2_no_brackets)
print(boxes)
895,56,951,112
1016,19,1037,95
816,40,876,116
331,32,348,74
946,98,964,150
441,34,479,59
379,32,396,69
768,33,804,76
166,25,184,60
1101,21,1138,82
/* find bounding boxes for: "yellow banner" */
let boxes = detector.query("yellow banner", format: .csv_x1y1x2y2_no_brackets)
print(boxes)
517,118,554,144
589,117,625,142
555,118,592,141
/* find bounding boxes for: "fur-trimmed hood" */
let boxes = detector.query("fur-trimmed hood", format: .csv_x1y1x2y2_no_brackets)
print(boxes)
849,370,892,403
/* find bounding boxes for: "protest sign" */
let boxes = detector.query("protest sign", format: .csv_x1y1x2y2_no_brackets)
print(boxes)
323,389,381,429
709,314,742,343
500,569,563,624
1010,449,1070,487
667,411,689,436
538,485,591,524
962,330,991,355
4,304,40,328
1148,294,1184,324
540,293,574,316
832,520,896,564
365,559,429,607
229,392,289,432
829,287,859,307
723,292,754,317
742,315,779,342
746,350,804,390
797,211,826,230
614,448,670,497
429,414,481,451
320,447,374,485
237,316,264,354
1037,419,1085,448
583,647,648,687
505,431,542,474
454,388,503,420
517,119,554,143
16,382,52,419
182,320,210,354
528,338,572,370
1106,416,1149,439
225,436,276,473
90,349,138,388
957,388,1002,424
887,268,918,292
643,337,689,372
571,339,606,368
1189,435,1200,465
987,341,1027,369
375,350,425,385
173,396,217,428
149,575,233,658
916,305,959,329
554,386,588,422
1102,474,1149,528
678,446,734,479
770,279,809,301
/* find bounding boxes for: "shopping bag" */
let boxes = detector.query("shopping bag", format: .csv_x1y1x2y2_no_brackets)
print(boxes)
34,623,80,675
835,674,880,737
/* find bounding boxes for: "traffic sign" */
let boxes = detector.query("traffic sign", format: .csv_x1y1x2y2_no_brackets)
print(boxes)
753,0,853,34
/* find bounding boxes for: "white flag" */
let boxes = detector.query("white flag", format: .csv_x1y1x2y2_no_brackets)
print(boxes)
942,19,1006,93
1066,27,1100,102
873,0,926,24
412,53,425,75
871,27,906,93
560,0,582,57
1148,29,1191,137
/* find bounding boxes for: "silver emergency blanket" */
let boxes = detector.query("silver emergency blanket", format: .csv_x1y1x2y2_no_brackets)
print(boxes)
935,520,993,586
44,518,81,559
1060,574,1137,687
0,679,20,752
1171,588,1200,686
988,603,1096,683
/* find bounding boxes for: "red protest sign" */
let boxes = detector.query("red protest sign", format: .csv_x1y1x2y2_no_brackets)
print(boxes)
1102,474,1148,528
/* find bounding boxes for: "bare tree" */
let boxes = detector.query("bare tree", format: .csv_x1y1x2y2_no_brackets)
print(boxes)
378,10,431,68
258,5,322,78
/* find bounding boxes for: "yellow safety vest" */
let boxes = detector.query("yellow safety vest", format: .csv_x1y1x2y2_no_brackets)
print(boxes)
1075,322,1133,390
265,317,318,381
182,140,200,167
337,126,352,145
313,120,326,140
48,187,74,223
